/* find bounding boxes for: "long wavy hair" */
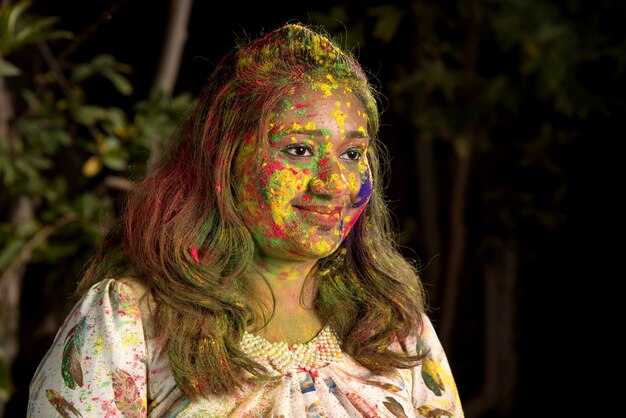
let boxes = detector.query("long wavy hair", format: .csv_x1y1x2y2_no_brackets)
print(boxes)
78,22,426,399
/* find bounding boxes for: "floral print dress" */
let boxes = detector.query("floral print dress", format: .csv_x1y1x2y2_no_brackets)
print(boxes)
28,279,463,417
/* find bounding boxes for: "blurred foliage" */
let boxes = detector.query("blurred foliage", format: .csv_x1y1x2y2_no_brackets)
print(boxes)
0,348,9,402
0,0,194,398
0,0,71,75
316,0,624,255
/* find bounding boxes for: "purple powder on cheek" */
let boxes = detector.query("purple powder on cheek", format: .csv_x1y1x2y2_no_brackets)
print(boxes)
352,171,372,208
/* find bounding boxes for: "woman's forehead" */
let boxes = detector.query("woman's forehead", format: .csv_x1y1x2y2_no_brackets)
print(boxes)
271,83,363,121
282,80,357,102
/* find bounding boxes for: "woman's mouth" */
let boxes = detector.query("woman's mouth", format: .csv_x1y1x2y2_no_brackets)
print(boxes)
293,205,343,227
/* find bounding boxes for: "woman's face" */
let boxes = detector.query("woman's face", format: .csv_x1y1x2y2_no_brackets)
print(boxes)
235,83,372,261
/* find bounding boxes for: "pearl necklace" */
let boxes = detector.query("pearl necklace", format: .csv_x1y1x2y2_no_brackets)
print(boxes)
239,325,343,375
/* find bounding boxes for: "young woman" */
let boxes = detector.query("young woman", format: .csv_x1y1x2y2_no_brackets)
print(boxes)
28,23,463,417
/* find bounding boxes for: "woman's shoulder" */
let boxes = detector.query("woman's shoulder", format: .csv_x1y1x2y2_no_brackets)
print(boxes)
398,312,441,356
401,313,464,415
116,277,153,307
79,277,157,337
82,277,152,305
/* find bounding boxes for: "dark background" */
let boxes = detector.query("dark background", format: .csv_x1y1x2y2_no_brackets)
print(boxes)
4,0,621,416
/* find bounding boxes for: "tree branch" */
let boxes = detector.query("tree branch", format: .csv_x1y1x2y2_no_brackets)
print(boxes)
58,0,131,62
147,0,193,170
0,212,78,288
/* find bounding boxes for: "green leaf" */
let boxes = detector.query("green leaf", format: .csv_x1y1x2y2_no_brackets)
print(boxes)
14,157,42,183
0,347,14,400
0,239,23,271
77,193,97,220
0,0,30,38
19,89,38,107
26,154,53,170
14,16,64,44
91,53,116,67
0,1,71,53
102,70,133,96
71,63,94,83
106,107,127,128
367,5,405,43
101,152,128,171
36,241,81,263
0,157,16,186
14,218,38,237
74,105,108,125
0,57,20,76
102,136,121,151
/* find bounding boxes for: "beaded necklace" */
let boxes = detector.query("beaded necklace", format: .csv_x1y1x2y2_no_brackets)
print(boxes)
239,324,343,375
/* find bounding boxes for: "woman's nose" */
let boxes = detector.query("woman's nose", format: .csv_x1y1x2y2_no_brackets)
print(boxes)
308,156,349,196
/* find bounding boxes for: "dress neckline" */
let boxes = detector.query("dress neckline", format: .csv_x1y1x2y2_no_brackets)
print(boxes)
240,324,343,375
245,323,328,346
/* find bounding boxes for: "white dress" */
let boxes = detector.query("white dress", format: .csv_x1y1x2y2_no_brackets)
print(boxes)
28,279,463,417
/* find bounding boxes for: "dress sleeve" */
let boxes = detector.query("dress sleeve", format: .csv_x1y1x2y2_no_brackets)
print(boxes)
28,279,149,417
408,313,464,417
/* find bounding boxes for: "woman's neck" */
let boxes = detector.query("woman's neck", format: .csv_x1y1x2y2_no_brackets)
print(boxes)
245,252,317,304
242,251,324,343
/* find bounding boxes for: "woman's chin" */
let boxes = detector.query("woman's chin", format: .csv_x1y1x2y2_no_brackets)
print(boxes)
261,240,341,262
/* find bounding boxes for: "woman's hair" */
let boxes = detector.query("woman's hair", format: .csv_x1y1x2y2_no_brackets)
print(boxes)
79,22,426,398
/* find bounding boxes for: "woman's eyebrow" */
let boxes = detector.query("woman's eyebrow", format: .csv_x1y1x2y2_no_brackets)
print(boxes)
285,128,369,140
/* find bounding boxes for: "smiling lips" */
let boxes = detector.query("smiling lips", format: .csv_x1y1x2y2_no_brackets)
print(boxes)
293,204,343,227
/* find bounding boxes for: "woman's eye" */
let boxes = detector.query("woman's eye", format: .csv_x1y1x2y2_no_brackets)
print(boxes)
341,148,363,161
285,144,313,157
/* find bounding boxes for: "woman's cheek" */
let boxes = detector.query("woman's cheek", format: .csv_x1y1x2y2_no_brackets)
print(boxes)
237,175,262,218
352,169,372,208
339,170,371,240
346,171,361,196
266,168,309,212
341,204,367,241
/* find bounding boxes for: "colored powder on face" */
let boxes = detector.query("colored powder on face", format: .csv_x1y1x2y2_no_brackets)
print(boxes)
317,157,329,168
266,172,298,227
294,107,308,116
262,161,285,182
332,109,346,128
352,170,372,208
314,239,333,254
338,218,346,236
268,124,286,144
269,123,283,135
312,82,335,97
268,222,289,240
340,211,364,242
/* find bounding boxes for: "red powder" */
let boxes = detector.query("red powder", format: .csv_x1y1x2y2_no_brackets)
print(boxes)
190,246,200,263
341,206,366,241
270,222,289,239
262,160,284,177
